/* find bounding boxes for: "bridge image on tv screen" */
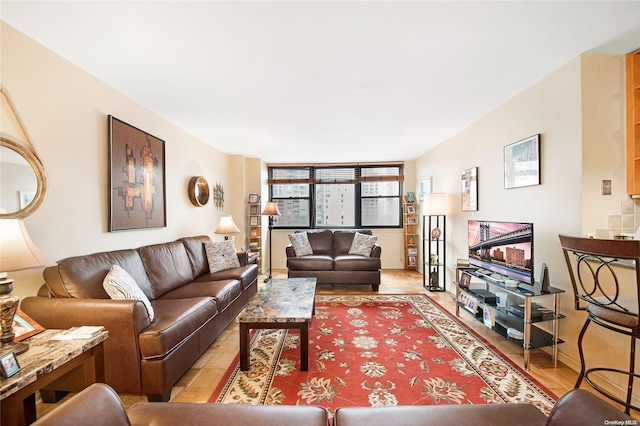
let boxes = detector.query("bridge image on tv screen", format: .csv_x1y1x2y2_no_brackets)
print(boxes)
468,220,533,284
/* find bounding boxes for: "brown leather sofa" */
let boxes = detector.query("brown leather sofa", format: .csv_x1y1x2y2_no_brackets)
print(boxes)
21,236,258,402
33,383,329,426
33,383,633,426
286,230,381,291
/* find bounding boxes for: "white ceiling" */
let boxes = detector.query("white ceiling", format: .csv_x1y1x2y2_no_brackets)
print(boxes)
2,1,640,164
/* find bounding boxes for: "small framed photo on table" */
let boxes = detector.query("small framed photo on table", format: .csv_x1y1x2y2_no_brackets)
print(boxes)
13,309,45,341
248,193,260,204
0,351,21,379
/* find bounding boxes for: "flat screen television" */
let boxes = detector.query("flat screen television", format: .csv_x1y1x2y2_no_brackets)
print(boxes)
467,220,534,284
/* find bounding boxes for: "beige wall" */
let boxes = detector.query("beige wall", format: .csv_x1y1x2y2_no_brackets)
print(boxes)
1,22,239,300
415,54,632,397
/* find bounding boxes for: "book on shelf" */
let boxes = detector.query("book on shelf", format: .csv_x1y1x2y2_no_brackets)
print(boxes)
52,326,105,340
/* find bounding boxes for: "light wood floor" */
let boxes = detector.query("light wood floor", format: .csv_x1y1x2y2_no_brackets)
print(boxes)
37,269,637,418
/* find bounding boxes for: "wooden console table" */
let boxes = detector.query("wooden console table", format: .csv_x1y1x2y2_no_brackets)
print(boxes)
0,329,108,426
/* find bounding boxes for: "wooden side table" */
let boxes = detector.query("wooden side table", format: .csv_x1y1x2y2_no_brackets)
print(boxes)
0,329,108,426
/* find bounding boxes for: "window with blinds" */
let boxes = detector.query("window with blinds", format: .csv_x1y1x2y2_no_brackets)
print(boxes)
268,164,403,229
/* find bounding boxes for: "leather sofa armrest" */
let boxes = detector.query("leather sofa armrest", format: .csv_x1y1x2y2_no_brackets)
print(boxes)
33,383,130,426
371,244,381,258
20,297,150,332
21,297,151,394
286,245,296,258
237,250,248,266
546,389,633,425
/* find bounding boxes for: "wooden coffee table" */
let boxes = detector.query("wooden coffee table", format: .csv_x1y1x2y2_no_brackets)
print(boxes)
237,278,316,371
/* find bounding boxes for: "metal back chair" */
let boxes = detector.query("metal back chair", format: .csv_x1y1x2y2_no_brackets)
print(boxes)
559,234,640,413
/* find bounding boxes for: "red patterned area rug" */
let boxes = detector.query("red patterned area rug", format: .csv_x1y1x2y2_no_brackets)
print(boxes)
209,294,556,418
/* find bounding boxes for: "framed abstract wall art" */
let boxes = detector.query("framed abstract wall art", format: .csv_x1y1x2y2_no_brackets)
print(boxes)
108,116,166,231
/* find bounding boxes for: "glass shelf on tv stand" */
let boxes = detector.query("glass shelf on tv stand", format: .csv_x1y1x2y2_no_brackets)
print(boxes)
454,267,565,371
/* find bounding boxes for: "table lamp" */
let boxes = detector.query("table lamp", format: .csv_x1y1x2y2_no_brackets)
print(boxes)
0,218,52,355
261,201,281,283
214,215,240,240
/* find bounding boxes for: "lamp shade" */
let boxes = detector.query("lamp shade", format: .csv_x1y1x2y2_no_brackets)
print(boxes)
0,218,52,272
261,201,281,217
427,193,448,216
214,215,240,235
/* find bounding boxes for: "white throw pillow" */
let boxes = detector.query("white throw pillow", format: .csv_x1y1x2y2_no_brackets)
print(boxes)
103,264,155,322
204,240,241,273
289,232,313,257
348,232,378,257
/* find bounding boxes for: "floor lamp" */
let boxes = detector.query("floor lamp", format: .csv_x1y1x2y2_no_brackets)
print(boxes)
261,201,281,283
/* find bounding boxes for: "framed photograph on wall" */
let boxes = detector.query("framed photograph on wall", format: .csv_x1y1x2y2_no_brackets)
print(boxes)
108,116,166,231
250,216,259,226
504,134,540,189
250,205,259,215
248,193,260,204
419,177,432,201
461,167,478,211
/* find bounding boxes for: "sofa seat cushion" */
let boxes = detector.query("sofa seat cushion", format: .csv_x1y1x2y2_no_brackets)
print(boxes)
158,279,242,312
287,255,334,271
196,264,258,290
334,255,381,271
139,297,217,360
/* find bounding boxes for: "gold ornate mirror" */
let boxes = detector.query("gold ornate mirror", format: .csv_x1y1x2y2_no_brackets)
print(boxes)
0,137,47,218
188,176,210,207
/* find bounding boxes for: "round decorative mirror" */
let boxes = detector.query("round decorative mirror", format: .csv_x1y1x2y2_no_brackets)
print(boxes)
188,176,210,207
0,137,47,218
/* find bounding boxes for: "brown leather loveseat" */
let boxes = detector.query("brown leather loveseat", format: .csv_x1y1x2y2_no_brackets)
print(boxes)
34,383,634,426
286,230,381,291
21,236,258,402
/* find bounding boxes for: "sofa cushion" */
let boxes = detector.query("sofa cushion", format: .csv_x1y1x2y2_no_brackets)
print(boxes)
348,232,378,257
103,265,155,322
287,255,334,271
289,232,313,256
204,240,241,273
139,241,194,299
306,230,333,255
44,249,153,300
334,230,372,256
179,235,211,278
139,297,217,360
158,279,242,312
334,255,381,271
195,264,259,290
